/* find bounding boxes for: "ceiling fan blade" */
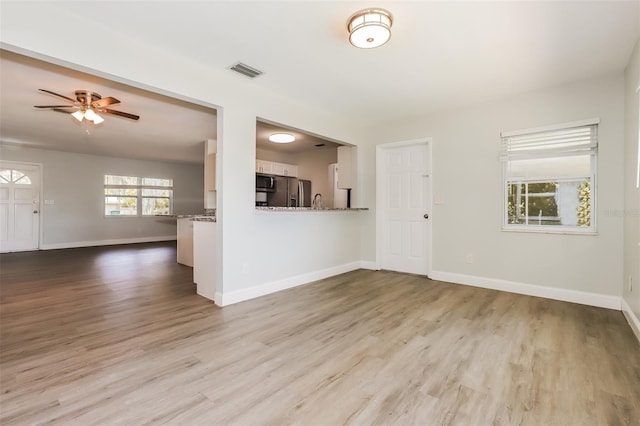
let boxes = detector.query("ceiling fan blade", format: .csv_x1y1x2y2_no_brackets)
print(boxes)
53,108,73,114
34,105,77,109
38,89,77,103
92,96,120,108
102,108,140,121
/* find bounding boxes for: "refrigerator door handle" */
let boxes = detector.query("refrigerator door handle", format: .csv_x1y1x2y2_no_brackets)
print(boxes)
298,181,304,206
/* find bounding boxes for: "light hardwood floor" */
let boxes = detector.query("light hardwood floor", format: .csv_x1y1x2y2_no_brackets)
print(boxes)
1,242,639,425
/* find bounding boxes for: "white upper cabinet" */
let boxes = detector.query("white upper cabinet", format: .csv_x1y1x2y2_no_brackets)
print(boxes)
256,160,298,177
337,145,355,189
204,139,216,209
256,160,273,174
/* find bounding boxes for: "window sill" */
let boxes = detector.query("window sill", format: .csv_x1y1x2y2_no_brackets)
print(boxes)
501,226,597,236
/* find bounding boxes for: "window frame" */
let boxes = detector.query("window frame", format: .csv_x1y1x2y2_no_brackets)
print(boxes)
501,118,598,235
104,175,174,217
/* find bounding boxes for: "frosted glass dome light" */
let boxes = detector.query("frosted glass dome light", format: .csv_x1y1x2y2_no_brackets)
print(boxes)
347,8,393,49
269,133,296,143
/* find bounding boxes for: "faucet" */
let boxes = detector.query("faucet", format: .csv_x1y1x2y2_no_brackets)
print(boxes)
312,193,323,209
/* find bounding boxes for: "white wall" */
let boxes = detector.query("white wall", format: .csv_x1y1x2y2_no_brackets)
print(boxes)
362,73,625,301
623,39,640,328
0,144,204,248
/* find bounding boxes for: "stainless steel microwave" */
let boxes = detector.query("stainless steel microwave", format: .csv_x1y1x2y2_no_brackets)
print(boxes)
256,174,275,192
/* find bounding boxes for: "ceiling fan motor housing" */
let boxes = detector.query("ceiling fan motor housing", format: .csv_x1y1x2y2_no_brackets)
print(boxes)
75,90,102,106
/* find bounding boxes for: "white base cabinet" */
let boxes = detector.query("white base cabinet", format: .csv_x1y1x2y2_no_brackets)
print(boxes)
193,221,217,302
176,218,194,267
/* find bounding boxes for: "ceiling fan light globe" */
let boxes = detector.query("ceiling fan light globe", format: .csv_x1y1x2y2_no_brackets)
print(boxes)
71,110,85,122
84,108,97,121
92,114,105,124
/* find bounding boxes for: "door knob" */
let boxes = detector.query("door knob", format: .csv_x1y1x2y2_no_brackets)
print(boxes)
33,210,39,214
424,213,429,219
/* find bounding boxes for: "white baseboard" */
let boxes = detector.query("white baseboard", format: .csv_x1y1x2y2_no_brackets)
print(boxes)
429,270,621,310
622,298,640,344
217,261,363,307
359,260,379,270
40,235,176,250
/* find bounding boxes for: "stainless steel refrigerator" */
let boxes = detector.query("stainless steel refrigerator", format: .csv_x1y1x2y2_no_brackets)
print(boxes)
267,176,311,207
293,178,312,207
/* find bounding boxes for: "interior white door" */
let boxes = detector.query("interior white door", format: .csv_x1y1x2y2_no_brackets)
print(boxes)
0,162,41,252
380,142,431,275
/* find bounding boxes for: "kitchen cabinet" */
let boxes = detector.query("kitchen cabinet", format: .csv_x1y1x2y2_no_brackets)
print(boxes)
337,145,356,189
177,218,194,267
272,162,298,177
256,160,298,177
193,220,216,302
205,153,216,190
256,159,273,174
204,140,216,209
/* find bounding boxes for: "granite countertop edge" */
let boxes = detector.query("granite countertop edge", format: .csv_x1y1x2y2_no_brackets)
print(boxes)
255,207,369,212
155,214,217,222
190,217,217,222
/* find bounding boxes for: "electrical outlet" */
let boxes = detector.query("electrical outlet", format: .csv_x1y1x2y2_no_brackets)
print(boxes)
465,254,474,264
242,262,249,274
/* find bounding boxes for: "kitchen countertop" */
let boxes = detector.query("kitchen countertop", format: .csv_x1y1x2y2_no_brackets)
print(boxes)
255,207,368,212
190,216,217,222
156,214,217,222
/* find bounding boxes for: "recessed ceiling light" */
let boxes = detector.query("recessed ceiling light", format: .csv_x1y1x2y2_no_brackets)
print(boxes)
269,133,296,143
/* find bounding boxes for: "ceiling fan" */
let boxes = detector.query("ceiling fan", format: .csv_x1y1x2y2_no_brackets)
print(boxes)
34,89,140,124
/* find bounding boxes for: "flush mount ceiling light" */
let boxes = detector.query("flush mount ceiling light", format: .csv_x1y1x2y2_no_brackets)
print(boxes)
269,133,296,143
347,8,393,49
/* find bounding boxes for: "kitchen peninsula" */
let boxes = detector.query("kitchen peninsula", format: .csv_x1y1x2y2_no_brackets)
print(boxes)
175,212,217,303
192,218,217,302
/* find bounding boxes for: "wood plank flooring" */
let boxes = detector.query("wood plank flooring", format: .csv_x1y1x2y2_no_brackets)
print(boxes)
1,242,639,425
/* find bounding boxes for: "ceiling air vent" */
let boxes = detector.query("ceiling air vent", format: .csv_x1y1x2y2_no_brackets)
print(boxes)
229,62,263,78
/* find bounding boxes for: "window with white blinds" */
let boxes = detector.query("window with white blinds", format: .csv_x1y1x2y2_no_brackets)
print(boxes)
501,118,598,233
104,175,173,216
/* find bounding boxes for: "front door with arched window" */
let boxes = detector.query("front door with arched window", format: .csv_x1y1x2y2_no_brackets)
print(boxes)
0,161,41,252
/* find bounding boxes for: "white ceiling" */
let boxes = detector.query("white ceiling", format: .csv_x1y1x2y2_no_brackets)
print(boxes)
1,1,638,163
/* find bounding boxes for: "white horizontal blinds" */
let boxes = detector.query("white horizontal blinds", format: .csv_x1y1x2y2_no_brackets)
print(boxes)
502,123,597,160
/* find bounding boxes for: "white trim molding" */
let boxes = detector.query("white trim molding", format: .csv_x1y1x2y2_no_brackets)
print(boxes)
40,235,176,250
359,260,379,270
622,298,640,344
216,261,363,307
429,270,621,310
